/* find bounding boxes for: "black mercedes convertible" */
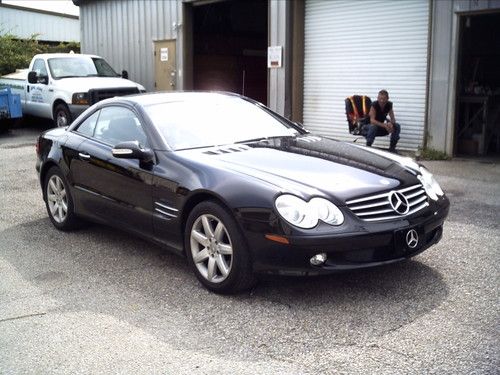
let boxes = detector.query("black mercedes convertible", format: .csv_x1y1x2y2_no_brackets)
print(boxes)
36,92,449,293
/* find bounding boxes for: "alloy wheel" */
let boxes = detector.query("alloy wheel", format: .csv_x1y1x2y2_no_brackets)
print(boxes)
47,175,68,223
190,214,233,283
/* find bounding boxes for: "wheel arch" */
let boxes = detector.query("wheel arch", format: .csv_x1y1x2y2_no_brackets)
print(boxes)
180,191,235,237
52,99,69,120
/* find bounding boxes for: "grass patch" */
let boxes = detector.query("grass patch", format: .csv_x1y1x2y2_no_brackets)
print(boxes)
417,148,451,161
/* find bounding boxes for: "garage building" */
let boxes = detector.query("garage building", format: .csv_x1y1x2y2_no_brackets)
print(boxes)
73,0,500,157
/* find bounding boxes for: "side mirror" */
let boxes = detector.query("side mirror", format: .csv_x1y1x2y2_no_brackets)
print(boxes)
27,71,37,84
112,141,153,163
121,70,129,79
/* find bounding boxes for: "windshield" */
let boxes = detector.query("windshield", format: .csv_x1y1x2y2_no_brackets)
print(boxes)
47,57,119,79
145,96,299,151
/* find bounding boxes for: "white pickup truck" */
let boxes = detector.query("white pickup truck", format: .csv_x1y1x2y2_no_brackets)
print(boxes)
0,53,146,127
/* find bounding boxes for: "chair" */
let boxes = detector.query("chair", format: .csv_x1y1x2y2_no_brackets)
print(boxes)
345,95,372,136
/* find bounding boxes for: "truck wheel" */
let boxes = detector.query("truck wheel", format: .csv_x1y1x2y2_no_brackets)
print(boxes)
54,104,72,127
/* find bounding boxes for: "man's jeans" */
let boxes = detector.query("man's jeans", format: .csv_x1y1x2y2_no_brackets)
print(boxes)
365,123,401,147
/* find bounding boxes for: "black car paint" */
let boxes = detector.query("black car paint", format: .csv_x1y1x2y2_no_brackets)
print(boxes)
36,93,449,275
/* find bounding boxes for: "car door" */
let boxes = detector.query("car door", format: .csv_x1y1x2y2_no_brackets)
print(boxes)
71,105,154,236
26,58,52,118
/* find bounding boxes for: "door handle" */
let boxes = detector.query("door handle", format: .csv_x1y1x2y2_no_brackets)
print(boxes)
78,152,91,160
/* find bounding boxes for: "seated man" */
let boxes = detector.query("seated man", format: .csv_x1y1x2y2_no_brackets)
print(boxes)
366,89,401,152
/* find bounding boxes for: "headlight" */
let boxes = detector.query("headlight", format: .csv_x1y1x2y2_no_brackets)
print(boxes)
418,167,444,201
72,92,89,105
275,195,344,229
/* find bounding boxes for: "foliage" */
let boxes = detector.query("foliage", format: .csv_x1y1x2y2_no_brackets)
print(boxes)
417,147,451,161
0,30,80,75
0,31,44,75
46,41,80,54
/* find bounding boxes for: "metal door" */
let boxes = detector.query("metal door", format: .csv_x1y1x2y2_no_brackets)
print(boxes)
154,40,176,91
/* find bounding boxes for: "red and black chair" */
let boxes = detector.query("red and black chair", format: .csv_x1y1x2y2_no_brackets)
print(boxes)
345,95,372,136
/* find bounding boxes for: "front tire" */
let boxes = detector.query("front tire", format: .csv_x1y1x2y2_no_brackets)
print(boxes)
53,103,72,128
185,201,256,294
44,166,81,231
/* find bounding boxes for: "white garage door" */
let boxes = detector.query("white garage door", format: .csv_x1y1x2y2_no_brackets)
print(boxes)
303,0,430,151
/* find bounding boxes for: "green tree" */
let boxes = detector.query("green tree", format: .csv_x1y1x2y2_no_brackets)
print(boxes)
0,31,44,75
0,30,80,75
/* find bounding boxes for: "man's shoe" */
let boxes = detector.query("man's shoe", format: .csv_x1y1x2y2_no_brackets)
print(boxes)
389,140,398,153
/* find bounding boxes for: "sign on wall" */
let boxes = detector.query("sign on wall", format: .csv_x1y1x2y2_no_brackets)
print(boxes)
160,48,169,62
267,46,282,68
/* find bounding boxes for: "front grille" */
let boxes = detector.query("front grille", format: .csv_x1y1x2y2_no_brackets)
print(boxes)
88,87,140,104
346,184,429,222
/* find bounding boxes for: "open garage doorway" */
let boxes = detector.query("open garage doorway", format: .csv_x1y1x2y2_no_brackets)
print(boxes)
454,12,500,156
190,0,268,105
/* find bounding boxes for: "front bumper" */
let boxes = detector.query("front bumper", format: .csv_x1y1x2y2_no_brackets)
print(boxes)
243,197,449,275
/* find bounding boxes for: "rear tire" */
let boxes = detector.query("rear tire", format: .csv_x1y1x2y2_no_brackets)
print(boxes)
53,103,72,128
185,201,256,294
44,166,82,231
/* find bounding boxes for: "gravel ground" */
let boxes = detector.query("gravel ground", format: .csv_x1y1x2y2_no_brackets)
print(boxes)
0,125,498,374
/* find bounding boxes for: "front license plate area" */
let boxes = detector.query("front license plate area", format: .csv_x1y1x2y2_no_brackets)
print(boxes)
394,226,424,252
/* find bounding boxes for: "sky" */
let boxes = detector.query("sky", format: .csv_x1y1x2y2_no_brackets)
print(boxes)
2,0,80,16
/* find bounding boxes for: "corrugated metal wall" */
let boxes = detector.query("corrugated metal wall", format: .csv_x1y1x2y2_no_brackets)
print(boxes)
79,0,180,91
0,5,79,42
303,0,430,152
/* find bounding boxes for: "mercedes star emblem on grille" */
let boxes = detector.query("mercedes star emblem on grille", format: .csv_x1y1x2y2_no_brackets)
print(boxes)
406,229,419,249
389,191,410,215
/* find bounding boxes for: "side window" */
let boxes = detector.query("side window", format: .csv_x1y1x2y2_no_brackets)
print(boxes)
75,110,100,137
93,106,148,147
32,59,48,78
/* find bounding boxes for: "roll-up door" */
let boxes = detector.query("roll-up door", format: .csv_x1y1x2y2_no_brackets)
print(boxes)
303,0,430,151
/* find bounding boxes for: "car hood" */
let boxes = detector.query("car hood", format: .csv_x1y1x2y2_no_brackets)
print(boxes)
53,77,145,92
179,135,422,203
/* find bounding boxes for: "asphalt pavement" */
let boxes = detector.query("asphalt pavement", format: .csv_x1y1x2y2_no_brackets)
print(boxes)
0,124,498,374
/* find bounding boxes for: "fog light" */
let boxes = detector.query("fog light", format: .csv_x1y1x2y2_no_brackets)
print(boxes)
310,253,327,266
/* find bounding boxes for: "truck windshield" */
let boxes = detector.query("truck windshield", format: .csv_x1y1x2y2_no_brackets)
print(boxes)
47,57,120,79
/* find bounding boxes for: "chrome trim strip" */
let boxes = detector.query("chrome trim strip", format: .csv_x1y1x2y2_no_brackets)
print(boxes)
346,184,423,205
408,201,429,214
155,202,179,212
349,200,390,211
408,195,427,206
398,184,422,193
360,202,430,222
356,208,394,216
406,189,426,199
346,192,389,205
155,208,177,218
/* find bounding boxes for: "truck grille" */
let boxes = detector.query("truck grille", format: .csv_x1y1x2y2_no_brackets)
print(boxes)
89,87,140,104
346,184,429,222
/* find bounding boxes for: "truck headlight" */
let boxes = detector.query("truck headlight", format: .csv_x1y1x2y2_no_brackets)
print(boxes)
72,92,89,105
275,194,344,229
418,167,444,201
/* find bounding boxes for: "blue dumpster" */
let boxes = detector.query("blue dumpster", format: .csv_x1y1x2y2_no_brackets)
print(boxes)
0,87,22,120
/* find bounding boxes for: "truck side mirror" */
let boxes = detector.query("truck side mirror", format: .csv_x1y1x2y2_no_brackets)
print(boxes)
121,70,129,79
28,71,37,84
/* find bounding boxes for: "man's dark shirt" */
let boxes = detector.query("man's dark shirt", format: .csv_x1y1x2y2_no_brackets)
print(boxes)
372,100,393,123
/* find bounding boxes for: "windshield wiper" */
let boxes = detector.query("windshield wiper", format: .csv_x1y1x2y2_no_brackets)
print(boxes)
235,135,295,144
57,75,84,79
235,137,268,144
